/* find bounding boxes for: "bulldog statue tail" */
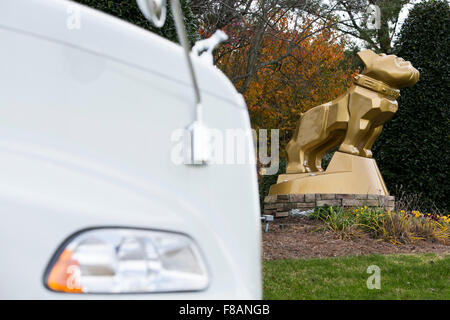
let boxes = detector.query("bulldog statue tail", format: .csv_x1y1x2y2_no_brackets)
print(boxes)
270,50,419,196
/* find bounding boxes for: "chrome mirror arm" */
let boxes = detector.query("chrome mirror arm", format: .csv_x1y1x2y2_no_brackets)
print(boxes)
170,0,201,107
137,0,211,165
169,0,208,165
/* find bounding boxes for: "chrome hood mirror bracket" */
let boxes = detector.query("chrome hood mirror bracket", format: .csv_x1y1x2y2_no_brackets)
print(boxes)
137,0,226,166
191,30,228,65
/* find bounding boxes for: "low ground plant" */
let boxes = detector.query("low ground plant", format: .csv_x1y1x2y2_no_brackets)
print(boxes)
310,205,449,244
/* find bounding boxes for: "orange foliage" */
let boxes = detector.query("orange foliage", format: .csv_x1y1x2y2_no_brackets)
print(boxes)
215,13,358,150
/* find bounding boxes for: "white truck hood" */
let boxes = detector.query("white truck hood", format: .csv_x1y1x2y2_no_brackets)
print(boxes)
0,0,241,107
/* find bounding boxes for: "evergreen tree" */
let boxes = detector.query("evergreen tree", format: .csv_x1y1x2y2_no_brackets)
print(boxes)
373,0,450,212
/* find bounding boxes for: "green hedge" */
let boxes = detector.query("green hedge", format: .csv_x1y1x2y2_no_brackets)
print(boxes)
259,159,286,212
373,0,450,213
74,0,199,45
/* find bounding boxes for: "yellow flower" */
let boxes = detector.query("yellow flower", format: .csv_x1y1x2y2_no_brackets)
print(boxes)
400,210,405,214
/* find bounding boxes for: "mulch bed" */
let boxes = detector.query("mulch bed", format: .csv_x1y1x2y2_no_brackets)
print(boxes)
262,216,450,260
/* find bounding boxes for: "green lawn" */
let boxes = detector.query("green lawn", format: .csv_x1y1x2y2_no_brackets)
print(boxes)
263,253,450,299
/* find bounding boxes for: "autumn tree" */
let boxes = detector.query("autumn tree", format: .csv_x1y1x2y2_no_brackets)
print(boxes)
216,11,357,152
193,1,338,93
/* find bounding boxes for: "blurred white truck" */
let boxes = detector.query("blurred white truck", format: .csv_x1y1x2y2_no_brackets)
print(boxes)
0,0,261,299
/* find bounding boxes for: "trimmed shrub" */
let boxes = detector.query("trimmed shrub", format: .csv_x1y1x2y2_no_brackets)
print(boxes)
373,0,450,213
259,159,286,212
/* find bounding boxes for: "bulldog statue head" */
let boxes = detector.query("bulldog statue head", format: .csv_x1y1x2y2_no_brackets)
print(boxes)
358,49,419,88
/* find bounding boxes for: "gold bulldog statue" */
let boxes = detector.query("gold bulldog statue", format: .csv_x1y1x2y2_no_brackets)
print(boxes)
269,50,419,196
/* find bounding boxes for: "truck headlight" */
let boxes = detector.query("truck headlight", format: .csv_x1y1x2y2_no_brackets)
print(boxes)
44,228,209,293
